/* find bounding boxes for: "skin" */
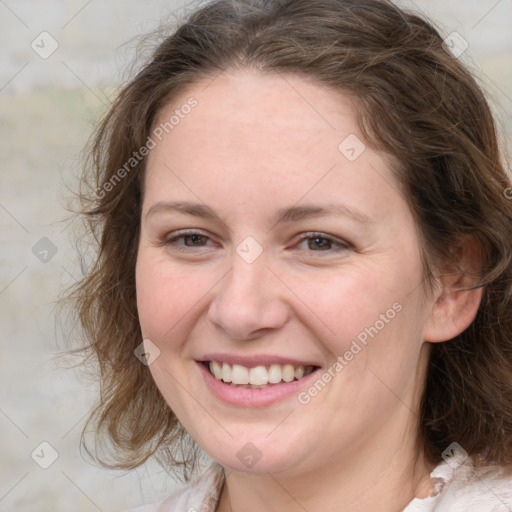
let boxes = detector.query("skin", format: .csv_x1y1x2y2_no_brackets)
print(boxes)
135,69,482,512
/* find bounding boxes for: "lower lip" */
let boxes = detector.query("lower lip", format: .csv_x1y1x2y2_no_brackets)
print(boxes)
196,361,321,408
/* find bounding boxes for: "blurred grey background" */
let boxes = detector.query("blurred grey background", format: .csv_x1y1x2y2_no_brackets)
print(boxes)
0,1,511,511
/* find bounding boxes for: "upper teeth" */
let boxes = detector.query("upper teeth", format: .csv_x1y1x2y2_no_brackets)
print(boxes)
208,361,315,385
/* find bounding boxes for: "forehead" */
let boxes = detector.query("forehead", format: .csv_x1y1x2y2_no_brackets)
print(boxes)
145,68,404,222
154,68,357,137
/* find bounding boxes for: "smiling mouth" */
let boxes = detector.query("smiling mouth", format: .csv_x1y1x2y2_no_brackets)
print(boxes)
202,361,319,389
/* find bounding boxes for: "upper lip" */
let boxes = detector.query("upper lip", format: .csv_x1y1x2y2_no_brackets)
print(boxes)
198,353,321,368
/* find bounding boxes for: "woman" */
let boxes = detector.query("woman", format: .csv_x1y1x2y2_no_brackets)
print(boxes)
70,0,512,510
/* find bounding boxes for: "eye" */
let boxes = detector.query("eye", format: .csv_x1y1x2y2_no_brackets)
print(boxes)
295,232,351,252
162,230,216,251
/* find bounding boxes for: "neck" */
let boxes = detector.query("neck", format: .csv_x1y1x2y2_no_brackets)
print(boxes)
216,423,435,512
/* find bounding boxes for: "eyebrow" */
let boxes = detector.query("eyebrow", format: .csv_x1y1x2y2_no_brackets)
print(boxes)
145,201,373,225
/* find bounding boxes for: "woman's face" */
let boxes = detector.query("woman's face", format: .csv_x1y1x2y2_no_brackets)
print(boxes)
136,69,437,476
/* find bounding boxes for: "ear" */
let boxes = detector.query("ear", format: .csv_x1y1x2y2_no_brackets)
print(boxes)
423,236,484,343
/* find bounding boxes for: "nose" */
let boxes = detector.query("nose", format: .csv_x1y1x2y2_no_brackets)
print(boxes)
207,255,290,340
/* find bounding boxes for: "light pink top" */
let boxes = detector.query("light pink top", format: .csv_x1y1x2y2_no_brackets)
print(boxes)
122,457,512,512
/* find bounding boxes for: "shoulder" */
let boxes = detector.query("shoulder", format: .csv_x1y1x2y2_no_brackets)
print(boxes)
120,462,225,512
438,463,512,511
405,458,512,512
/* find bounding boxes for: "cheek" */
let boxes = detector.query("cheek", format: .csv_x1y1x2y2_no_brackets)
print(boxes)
135,252,208,343
297,270,427,414
292,265,401,344
293,260,426,384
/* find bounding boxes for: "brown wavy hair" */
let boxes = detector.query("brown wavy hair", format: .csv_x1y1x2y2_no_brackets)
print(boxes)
66,0,512,478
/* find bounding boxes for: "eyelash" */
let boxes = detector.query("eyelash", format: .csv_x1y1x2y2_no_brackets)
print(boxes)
162,230,351,254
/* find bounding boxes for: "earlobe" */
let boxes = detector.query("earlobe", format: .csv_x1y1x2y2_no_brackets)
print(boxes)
423,237,485,343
